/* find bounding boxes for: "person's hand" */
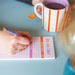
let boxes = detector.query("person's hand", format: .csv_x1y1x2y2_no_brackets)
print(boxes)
32,0,42,13
0,30,31,55
32,0,42,5
37,6,42,12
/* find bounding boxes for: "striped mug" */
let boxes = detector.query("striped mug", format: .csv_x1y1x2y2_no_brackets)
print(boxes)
34,0,69,32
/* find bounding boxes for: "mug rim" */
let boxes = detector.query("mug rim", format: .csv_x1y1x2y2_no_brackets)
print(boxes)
42,1,69,11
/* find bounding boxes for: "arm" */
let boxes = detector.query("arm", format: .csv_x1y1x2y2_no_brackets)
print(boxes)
17,0,42,5
17,0,32,5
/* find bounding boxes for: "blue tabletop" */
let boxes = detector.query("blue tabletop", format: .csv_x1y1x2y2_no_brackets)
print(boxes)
0,0,67,75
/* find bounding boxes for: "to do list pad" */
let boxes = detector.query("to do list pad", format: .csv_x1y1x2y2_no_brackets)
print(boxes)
0,36,55,60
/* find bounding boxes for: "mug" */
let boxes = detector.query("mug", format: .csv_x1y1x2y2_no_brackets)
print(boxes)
34,0,70,32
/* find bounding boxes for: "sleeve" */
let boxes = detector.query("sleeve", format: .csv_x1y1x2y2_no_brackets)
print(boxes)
17,0,33,5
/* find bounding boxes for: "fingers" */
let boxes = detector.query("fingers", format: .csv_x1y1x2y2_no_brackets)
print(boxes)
12,36,30,45
37,8,42,12
32,0,42,5
37,6,42,12
13,31,31,41
14,31,30,37
10,30,31,45
8,30,31,55
9,43,27,55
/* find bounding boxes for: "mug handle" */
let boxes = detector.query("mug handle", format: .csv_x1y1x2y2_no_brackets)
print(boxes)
34,3,43,19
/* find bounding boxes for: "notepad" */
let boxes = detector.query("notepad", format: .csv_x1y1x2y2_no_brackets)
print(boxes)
0,36,55,60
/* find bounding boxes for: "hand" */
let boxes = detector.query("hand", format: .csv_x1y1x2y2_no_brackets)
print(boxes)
32,0,42,5
0,30,31,55
37,6,42,12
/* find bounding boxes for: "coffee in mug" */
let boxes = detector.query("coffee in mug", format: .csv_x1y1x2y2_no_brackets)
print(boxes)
44,3,65,9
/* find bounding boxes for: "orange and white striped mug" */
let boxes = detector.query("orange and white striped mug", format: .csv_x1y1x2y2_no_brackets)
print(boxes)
34,0,69,32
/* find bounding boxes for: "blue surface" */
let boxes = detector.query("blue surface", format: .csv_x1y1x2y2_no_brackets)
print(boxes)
63,59,75,75
0,0,67,75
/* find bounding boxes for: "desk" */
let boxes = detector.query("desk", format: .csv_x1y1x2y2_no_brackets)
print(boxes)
0,0,67,75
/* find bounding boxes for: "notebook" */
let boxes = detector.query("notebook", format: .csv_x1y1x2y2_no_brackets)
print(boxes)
0,36,55,60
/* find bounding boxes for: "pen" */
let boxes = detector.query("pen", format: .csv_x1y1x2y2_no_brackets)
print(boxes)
3,27,23,36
